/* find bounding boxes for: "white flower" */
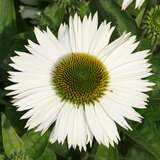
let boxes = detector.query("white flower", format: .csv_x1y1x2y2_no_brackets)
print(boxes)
19,6,41,19
122,0,145,10
6,13,154,151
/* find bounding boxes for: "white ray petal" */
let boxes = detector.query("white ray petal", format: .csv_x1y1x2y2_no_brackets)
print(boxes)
58,24,72,54
10,51,52,73
81,13,98,53
22,94,62,130
95,103,120,143
104,94,142,121
101,96,132,130
69,16,76,53
122,0,133,10
135,0,145,8
35,100,63,135
109,91,147,109
85,105,114,147
89,21,115,55
28,30,65,64
49,104,71,144
14,90,56,107
50,104,89,150
98,32,131,61
104,36,139,70
122,0,145,9
13,86,52,99
35,27,66,55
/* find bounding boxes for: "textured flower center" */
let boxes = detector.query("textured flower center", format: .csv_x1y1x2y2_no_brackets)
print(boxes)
52,53,110,106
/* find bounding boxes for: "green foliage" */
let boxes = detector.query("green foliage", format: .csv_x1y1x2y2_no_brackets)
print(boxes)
94,145,119,160
146,52,160,121
123,119,160,159
22,130,50,159
39,3,65,33
0,154,6,160
49,141,69,158
1,113,25,158
36,148,57,160
125,145,155,160
1,113,57,160
0,0,17,60
92,0,138,35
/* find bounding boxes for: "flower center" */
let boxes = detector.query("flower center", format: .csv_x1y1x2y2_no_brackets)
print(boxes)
52,53,110,106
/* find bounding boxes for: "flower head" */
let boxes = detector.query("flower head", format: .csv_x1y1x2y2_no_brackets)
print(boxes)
6,13,154,151
142,6,160,41
122,0,145,10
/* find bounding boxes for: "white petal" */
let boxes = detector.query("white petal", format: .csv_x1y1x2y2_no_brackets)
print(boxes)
58,24,72,54
122,0,145,9
27,28,66,64
85,105,114,147
122,0,133,10
89,22,115,56
65,13,99,54
10,51,52,73
50,104,90,151
135,0,145,8
95,103,120,143
101,95,133,130
14,89,56,108
35,100,63,135
99,33,131,61
103,35,139,70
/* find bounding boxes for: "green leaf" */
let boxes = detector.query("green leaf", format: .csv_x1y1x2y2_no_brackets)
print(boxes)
78,1,90,18
0,0,17,60
0,154,5,160
22,130,50,159
125,145,156,160
92,0,138,35
149,53,160,74
94,145,119,160
36,147,57,160
49,141,69,158
1,113,25,158
135,7,145,27
4,103,27,136
123,119,160,159
137,37,151,50
8,31,36,57
39,3,65,34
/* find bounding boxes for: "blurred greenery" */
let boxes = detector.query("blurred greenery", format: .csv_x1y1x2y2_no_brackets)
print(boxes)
0,0,160,160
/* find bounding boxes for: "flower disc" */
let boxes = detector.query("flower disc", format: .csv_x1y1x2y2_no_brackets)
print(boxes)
52,53,110,106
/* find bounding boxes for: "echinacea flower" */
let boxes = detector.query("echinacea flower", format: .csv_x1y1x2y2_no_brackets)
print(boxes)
122,0,145,10
6,13,154,151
